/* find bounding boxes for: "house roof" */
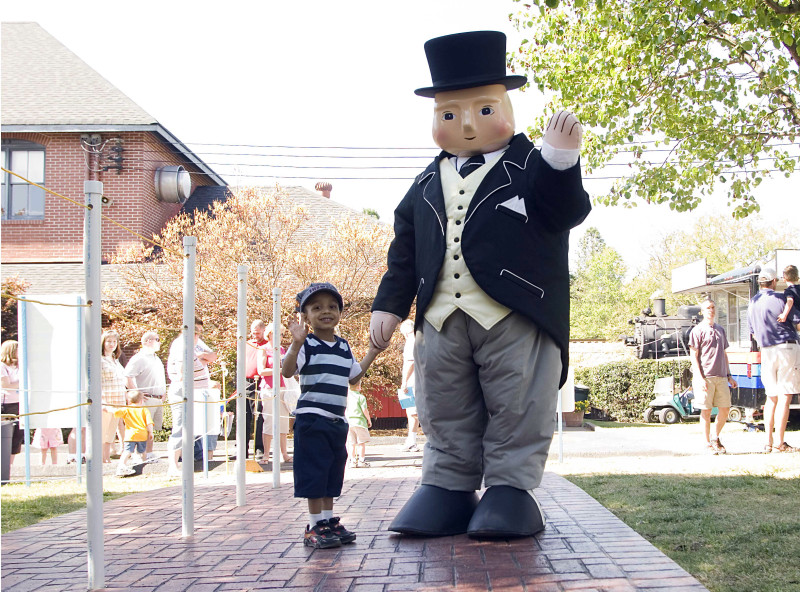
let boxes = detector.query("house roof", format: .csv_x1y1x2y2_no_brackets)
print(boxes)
1,22,155,126
1,22,226,186
182,184,384,241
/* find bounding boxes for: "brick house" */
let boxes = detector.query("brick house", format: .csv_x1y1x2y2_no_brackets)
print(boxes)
1,22,226,287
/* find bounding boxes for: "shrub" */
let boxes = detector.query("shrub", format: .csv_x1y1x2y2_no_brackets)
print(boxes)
575,358,691,422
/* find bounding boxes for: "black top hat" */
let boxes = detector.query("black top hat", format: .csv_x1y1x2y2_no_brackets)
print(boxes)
415,31,527,98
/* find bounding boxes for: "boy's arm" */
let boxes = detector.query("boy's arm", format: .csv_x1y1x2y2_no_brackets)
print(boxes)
777,297,793,323
401,360,414,392
282,319,307,378
350,344,381,384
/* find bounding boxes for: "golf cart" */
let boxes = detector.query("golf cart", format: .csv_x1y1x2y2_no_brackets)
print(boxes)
643,376,720,424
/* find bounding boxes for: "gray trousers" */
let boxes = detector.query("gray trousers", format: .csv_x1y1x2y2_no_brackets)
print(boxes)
415,310,561,492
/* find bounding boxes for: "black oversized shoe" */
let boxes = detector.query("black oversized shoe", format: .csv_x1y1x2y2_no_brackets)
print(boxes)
389,484,479,536
467,485,546,539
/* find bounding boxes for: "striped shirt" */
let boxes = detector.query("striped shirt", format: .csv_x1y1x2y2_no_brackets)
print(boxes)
294,334,360,419
101,356,127,406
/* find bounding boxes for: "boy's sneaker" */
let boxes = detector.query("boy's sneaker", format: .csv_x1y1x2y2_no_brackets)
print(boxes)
710,439,726,454
304,520,342,549
327,517,356,544
357,458,370,468
115,465,135,477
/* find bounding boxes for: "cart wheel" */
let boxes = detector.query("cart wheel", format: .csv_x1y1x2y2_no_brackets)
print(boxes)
659,407,680,424
728,407,743,422
643,407,656,423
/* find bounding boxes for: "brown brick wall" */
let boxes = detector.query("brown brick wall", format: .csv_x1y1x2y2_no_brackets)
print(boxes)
2,131,216,263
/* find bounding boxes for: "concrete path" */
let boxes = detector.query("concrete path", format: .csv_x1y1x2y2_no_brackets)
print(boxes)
1,433,709,592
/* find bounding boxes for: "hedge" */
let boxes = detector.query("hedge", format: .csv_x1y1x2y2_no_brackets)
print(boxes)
574,358,691,422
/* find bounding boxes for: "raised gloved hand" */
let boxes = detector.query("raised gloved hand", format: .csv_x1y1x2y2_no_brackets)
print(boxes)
543,110,583,150
369,311,401,350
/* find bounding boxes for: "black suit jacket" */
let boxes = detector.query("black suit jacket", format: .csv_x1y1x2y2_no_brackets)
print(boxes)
373,133,591,386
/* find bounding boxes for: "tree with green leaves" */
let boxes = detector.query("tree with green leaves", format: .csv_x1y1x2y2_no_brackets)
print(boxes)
570,228,645,339
509,0,799,218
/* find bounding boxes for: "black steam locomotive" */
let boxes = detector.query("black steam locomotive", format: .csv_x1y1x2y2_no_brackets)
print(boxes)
624,298,702,359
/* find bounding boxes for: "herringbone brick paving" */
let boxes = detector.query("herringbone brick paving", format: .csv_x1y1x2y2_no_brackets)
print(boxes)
1,446,708,591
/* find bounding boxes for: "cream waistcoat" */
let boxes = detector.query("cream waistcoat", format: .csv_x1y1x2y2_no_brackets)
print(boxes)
424,151,512,331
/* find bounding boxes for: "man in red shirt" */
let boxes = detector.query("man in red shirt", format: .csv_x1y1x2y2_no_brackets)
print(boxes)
245,320,269,459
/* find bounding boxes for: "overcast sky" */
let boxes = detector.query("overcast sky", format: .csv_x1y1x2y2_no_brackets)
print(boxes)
3,0,797,275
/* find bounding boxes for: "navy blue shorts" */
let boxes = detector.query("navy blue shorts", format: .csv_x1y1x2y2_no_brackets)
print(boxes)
124,441,146,454
292,413,348,499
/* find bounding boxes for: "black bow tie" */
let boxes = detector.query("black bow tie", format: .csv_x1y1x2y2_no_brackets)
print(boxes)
458,155,485,178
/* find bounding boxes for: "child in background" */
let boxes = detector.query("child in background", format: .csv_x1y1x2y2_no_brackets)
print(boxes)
113,390,153,477
345,380,372,468
282,282,381,549
777,264,800,324
33,427,63,465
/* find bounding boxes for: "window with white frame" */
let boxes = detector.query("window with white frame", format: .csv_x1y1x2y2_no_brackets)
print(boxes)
2,140,46,220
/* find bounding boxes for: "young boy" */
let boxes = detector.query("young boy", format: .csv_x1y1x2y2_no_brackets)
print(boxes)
777,264,800,324
113,390,154,477
282,282,380,549
345,379,372,468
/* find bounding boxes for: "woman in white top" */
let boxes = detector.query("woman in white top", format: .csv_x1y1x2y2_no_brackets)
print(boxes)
1,340,23,466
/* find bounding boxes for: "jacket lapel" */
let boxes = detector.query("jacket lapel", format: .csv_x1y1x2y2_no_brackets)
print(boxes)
421,158,447,236
465,134,534,225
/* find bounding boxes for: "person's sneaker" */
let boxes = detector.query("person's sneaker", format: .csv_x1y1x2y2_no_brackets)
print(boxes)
254,450,265,462
304,520,342,549
349,458,358,468
706,443,717,455
710,439,726,454
401,441,418,452
115,465,135,477
327,517,356,544
145,453,160,463
357,458,370,468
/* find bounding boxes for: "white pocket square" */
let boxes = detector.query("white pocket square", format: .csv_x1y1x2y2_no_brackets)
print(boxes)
496,196,528,222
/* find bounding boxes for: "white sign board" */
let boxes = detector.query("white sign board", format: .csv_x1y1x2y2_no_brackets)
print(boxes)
18,294,87,429
775,249,800,277
194,388,221,436
672,258,707,294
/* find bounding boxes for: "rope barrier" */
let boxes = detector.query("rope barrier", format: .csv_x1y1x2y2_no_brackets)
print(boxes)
0,292,91,308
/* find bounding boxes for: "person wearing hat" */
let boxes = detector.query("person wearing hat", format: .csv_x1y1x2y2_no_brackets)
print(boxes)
282,282,381,548
747,267,800,453
369,31,591,538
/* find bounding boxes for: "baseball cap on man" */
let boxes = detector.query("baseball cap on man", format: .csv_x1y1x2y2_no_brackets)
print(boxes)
758,267,777,283
296,282,344,312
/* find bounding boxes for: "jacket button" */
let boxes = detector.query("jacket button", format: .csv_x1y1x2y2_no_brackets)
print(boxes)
454,273,460,279
459,190,465,195
453,255,459,260
455,220,462,225
455,293,462,298
458,205,464,210
454,237,460,243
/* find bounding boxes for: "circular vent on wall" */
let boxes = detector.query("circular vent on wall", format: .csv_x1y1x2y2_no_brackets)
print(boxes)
154,165,191,203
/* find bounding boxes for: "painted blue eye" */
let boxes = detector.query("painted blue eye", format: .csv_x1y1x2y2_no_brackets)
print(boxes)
480,107,494,115
443,112,454,121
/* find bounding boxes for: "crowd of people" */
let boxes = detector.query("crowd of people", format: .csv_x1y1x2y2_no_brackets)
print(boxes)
689,264,800,455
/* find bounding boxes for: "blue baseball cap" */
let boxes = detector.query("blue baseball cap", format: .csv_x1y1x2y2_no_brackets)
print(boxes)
296,282,344,312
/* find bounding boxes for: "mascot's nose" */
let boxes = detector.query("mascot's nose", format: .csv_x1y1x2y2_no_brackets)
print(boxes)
461,111,475,134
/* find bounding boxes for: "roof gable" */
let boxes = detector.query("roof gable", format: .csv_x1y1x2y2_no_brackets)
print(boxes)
1,22,156,126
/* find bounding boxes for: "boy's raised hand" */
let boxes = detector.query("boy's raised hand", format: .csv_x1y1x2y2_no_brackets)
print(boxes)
287,317,308,345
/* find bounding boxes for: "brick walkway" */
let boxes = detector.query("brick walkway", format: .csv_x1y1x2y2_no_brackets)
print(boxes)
1,444,709,591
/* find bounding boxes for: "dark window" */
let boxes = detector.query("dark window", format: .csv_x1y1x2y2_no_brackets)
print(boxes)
2,140,46,220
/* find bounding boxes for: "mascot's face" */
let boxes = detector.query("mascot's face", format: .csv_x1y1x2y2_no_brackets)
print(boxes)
432,84,515,157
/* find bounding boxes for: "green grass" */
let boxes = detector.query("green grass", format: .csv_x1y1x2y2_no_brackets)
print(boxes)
567,473,800,592
1,476,175,534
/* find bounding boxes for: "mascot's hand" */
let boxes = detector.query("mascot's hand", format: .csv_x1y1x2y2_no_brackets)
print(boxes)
369,311,401,350
544,110,583,150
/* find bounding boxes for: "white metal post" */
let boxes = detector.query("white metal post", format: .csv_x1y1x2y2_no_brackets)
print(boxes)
76,294,84,483
181,236,196,537
272,288,281,488
17,299,31,487
84,180,104,590
236,266,247,505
